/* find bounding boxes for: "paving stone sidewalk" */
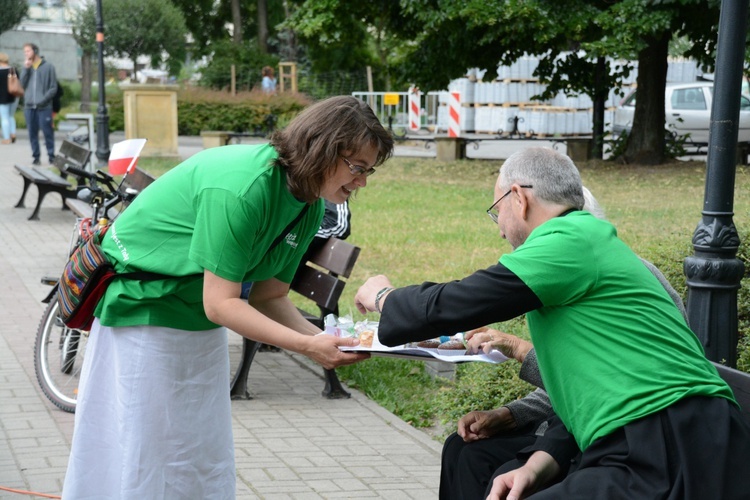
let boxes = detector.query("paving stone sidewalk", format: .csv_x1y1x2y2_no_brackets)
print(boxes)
0,132,441,499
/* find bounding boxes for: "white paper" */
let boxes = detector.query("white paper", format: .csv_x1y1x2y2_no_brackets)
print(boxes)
331,328,508,364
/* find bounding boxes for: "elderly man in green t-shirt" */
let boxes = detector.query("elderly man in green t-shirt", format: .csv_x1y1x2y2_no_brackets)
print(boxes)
355,147,750,499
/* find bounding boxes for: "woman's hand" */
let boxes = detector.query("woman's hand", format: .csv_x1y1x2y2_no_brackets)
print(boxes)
303,333,370,370
465,327,532,363
457,407,517,442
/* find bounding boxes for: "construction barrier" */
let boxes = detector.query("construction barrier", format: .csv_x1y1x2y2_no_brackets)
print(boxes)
448,91,461,137
408,86,421,131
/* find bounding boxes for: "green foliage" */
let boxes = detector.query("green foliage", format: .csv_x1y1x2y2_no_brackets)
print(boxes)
106,91,125,132
102,0,188,76
101,86,309,134
174,87,310,135
199,40,279,92
69,1,96,55
0,0,27,35
168,0,226,56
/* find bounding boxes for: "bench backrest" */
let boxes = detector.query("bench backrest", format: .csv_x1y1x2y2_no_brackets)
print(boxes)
291,238,361,328
123,166,157,194
712,362,750,424
54,140,91,179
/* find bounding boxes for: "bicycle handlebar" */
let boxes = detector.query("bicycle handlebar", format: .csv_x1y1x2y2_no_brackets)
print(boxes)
67,166,116,185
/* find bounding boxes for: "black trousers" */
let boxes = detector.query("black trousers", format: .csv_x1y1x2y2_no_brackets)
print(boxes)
488,396,750,500
440,429,537,500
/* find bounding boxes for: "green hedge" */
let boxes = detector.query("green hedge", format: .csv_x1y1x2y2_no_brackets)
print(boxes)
103,87,311,136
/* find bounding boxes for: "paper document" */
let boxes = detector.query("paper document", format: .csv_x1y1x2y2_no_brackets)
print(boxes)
334,328,508,364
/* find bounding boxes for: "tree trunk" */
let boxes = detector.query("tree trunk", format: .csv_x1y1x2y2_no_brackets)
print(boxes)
592,56,607,160
623,32,670,165
282,0,297,61
231,0,243,44
257,0,268,54
80,52,92,113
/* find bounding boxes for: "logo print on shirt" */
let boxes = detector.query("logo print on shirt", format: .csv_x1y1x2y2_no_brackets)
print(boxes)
285,232,299,249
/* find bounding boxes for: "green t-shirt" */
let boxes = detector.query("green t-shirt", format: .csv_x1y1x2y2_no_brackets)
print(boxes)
500,211,735,451
96,144,324,331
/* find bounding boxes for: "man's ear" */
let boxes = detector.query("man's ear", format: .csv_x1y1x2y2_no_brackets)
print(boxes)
514,185,531,221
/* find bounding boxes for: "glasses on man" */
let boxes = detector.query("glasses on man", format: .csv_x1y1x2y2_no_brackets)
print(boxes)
342,157,377,177
486,185,533,224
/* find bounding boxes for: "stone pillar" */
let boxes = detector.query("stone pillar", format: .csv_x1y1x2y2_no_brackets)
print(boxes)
566,138,593,163
200,131,231,149
435,136,466,161
120,84,180,159
424,361,456,380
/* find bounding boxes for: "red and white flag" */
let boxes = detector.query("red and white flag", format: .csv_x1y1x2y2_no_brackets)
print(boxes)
108,138,147,175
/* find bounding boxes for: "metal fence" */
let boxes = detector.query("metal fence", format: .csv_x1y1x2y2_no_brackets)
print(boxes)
352,91,445,133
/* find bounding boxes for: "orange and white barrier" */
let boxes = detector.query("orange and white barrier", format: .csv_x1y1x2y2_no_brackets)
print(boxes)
408,86,421,131
448,91,461,137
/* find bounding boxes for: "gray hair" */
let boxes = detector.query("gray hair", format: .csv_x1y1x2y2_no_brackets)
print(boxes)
499,148,584,210
582,186,605,219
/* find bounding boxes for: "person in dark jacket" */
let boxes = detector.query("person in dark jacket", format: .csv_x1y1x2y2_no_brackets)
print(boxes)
20,43,57,165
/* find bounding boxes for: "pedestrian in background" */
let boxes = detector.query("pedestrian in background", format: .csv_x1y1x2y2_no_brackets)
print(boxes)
261,65,277,94
0,52,19,145
20,42,57,164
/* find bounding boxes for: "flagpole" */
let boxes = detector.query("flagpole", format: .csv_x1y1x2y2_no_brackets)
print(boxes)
95,0,111,166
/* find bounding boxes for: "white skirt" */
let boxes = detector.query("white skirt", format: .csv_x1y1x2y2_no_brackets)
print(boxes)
62,320,235,500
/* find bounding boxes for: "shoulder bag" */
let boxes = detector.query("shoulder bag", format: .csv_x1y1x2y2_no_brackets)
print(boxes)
7,67,23,98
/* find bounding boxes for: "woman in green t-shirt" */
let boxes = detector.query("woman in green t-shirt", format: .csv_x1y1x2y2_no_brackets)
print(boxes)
63,96,394,498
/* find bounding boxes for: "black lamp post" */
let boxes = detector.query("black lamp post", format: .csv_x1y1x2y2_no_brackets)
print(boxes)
94,0,110,165
684,0,749,367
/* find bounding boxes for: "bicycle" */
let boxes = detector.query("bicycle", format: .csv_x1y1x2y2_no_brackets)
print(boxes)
32,162,248,412
34,165,138,413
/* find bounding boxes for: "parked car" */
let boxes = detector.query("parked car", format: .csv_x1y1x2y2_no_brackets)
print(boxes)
612,81,750,144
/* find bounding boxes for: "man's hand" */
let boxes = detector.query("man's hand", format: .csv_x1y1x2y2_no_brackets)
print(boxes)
465,327,532,362
354,275,394,314
457,407,516,442
486,451,559,500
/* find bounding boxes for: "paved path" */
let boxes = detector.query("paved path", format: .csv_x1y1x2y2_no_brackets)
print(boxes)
0,132,444,499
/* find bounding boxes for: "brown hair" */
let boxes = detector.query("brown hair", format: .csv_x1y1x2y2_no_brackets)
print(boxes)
262,66,274,77
270,96,394,203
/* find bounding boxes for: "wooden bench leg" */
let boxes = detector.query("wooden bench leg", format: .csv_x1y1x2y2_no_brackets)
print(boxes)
230,338,261,400
322,368,351,399
14,177,34,209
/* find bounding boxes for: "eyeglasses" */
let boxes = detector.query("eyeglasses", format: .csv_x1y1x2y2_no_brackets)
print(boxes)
486,185,533,224
341,157,376,177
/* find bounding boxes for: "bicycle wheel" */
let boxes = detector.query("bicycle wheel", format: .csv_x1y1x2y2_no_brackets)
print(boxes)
34,291,88,413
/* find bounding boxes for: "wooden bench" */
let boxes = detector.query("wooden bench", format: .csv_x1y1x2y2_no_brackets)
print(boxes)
229,237,361,400
64,166,157,220
712,362,750,424
14,140,92,221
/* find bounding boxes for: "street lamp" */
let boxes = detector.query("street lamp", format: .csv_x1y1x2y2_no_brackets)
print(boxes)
684,0,749,367
94,0,110,165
